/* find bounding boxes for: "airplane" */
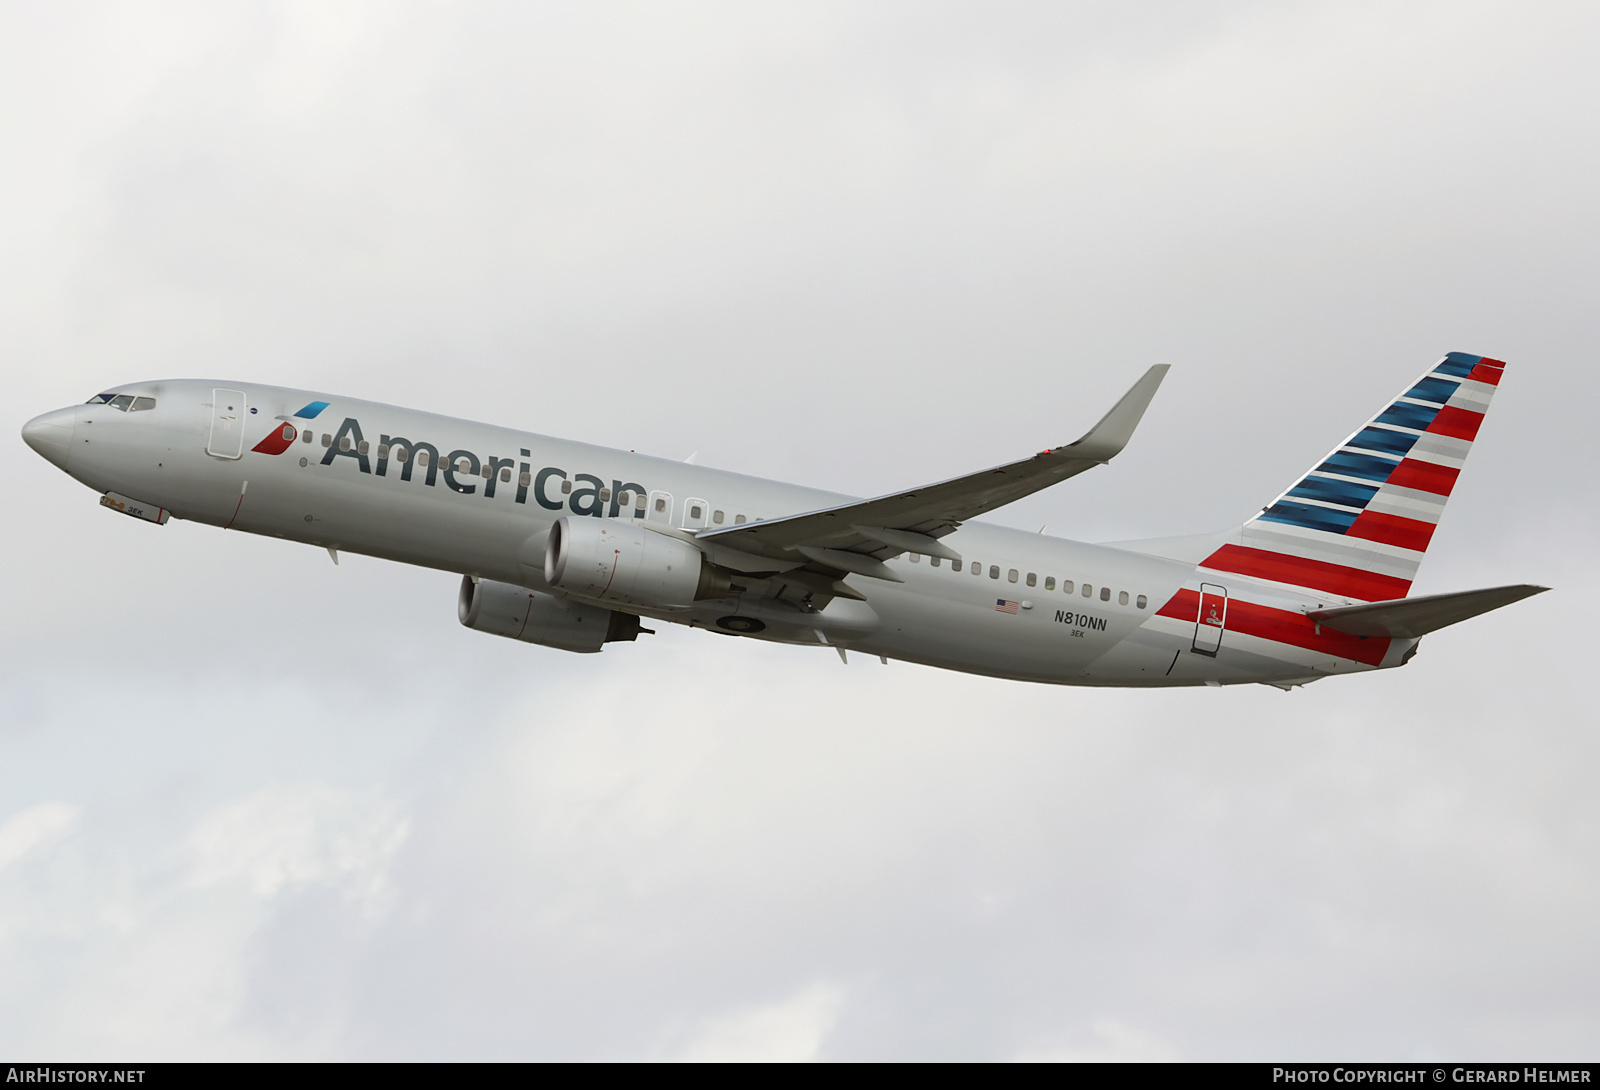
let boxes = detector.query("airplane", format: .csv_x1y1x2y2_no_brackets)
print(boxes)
20,352,1545,689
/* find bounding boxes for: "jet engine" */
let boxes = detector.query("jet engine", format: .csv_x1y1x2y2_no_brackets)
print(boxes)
544,516,731,609
458,576,643,653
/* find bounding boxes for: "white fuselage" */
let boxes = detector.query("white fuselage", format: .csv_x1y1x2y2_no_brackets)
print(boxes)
27,379,1415,687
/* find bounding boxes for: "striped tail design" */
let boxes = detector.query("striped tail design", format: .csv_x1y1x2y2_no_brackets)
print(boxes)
1198,352,1505,602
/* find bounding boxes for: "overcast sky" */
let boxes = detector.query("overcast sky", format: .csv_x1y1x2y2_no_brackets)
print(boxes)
3,0,1597,1061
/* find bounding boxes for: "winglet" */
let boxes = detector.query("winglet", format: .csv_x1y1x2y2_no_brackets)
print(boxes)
1058,364,1169,463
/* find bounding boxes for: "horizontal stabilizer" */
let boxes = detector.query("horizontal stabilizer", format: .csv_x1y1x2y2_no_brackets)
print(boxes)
1307,584,1547,639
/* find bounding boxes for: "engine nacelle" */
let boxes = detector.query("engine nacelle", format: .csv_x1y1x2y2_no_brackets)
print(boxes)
457,576,642,653
544,516,729,610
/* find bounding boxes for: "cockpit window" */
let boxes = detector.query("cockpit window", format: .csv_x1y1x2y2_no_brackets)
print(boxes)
84,392,156,412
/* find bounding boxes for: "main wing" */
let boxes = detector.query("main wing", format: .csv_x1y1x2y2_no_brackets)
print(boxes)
697,365,1169,579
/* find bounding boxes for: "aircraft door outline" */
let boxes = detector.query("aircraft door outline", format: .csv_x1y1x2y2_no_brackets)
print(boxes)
206,388,247,460
1192,582,1228,656
682,497,709,530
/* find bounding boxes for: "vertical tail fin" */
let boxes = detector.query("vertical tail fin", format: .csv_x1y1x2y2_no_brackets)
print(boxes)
1198,352,1506,602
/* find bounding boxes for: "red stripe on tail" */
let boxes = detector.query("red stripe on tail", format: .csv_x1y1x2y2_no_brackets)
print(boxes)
1467,361,1504,386
1199,544,1412,602
1385,458,1459,496
1428,406,1485,442
1346,510,1438,552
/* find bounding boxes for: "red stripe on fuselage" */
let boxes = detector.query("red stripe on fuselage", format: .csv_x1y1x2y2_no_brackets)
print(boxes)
1385,458,1459,496
1156,588,1391,667
1198,544,1411,602
1428,405,1485,442
1156,589,1196,622
1346,510,1437,551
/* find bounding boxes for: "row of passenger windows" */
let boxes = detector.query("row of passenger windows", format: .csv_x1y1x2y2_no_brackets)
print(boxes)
684,502,745,525
595,492,1145,609
85,393,156,412
907,553,1148,609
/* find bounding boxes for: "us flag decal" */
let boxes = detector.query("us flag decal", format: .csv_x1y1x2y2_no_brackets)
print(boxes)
995,599,1019,614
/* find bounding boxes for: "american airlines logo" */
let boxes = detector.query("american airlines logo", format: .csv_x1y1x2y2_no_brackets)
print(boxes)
253,412,648,519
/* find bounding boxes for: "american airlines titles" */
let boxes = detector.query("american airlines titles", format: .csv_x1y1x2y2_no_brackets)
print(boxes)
317,417,647,519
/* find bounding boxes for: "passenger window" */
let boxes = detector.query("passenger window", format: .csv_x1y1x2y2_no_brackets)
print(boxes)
561,480,573,494
910,553,920,563
110,395,134,412
1136,594,1148,609
971,562,981,575
618,491,631,507
600,488,611,502
690,504,703,520
1008,569,1019,583
636,493,648,511
302,429,314,444
341,437,352,452
357,440,369,455
322,434,332,448
459,458,472,473
1082,584,1092,597
399,448,412,464
1118,591,1129,605
1026,573,1036,587
131,397,156,411
500,468,511,483
1062,580,1074,594
377,444,389,458
519,471,531,487
735,514,746,524
415,450,428,466
930,557,941,568
989,565,1000,579
1100,586,1111,602
1044,576,1056,590
655,497,666,513
713,510,724,524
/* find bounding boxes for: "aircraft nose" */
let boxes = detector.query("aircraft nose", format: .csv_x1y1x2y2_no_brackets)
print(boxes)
21,406,77,472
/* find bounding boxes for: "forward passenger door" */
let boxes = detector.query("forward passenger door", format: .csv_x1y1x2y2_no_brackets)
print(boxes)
205,388,247,459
